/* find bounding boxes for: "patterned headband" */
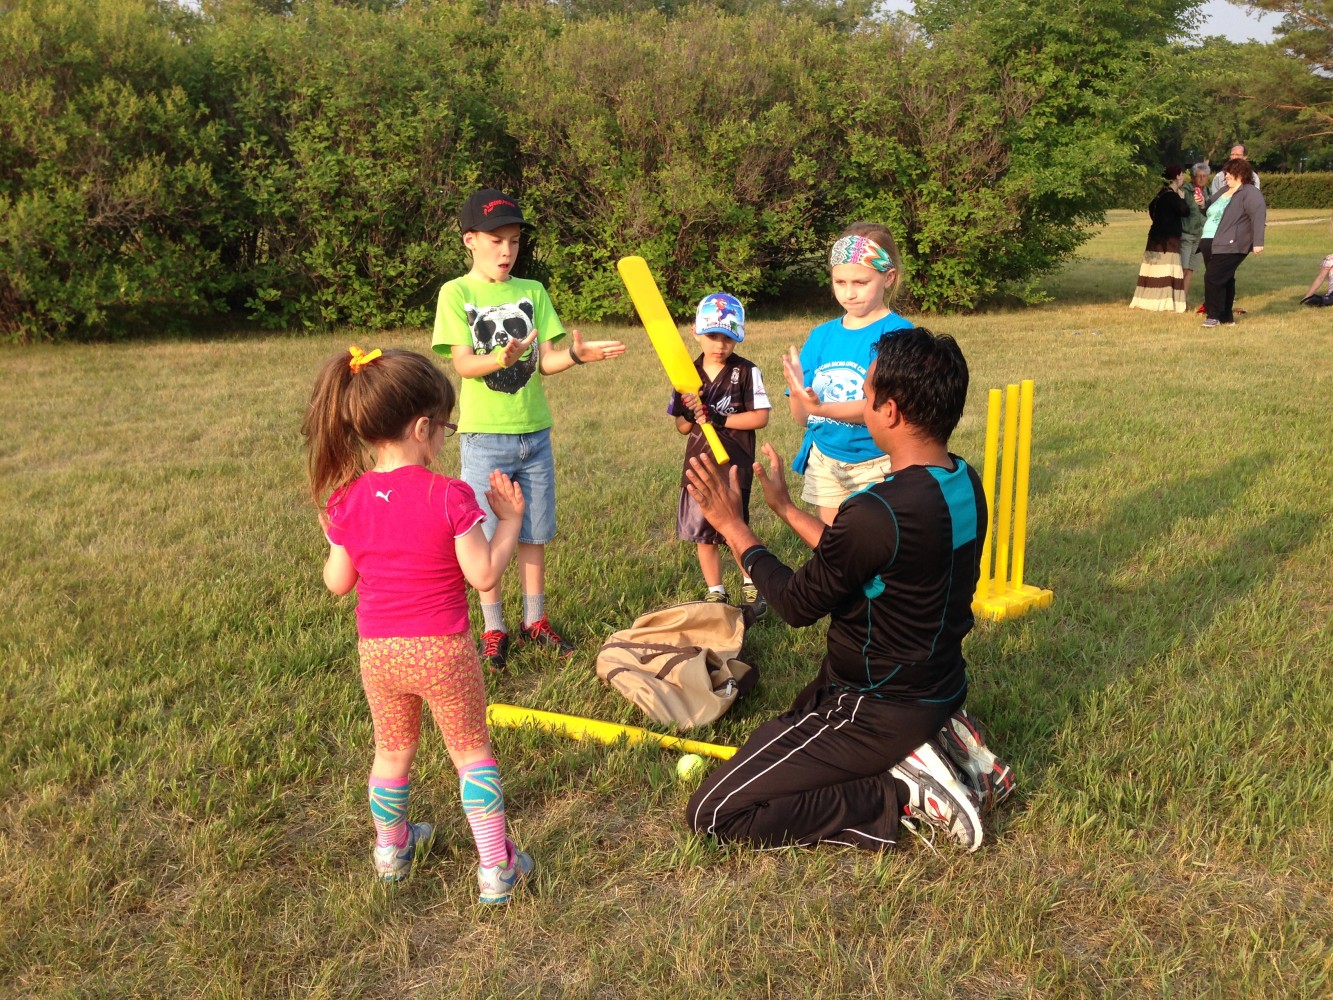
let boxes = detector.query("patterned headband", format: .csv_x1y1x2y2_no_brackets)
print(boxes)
829,235,894,273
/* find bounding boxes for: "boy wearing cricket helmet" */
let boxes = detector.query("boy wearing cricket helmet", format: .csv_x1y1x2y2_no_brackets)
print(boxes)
667,293,771,615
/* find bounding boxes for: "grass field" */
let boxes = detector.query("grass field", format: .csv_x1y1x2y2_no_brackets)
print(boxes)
3,210,1332,999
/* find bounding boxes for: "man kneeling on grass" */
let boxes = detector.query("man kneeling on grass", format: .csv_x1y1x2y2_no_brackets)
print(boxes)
683,327,1013,852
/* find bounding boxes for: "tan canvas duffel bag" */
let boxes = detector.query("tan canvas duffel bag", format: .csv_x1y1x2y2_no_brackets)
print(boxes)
594,601,758,728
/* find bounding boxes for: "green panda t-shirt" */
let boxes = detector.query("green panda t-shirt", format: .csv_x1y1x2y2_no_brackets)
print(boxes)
432,276,566,434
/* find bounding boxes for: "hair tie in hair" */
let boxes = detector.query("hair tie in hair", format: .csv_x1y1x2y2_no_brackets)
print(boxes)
347,345,382,374
829,235,894,273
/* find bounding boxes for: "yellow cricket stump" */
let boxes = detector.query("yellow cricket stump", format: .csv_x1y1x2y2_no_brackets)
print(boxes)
972,379,1054,621
487,704,738,761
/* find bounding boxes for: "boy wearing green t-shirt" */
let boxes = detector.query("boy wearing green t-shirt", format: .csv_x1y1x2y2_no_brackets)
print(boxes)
432,189,626,669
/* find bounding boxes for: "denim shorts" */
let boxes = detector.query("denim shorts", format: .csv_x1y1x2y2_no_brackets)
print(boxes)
458,428,557,544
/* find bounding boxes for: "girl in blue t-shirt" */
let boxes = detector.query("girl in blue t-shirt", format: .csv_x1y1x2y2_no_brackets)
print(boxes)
783,221,913,524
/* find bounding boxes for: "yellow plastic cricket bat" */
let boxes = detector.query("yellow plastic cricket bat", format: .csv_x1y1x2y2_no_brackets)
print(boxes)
616,256,730,464
487,703,737,761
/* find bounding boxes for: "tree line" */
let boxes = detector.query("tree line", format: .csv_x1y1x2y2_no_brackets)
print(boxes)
1,0,1328,342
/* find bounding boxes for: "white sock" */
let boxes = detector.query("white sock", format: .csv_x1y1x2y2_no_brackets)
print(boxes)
708,584,727,596
481,602,506,634
523,593,545,628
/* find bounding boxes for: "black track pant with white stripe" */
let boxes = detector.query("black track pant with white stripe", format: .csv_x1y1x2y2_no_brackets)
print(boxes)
686,681,963,850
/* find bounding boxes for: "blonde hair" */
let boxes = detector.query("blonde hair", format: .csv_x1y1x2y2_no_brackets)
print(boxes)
837,220,903,303
302,349,456,504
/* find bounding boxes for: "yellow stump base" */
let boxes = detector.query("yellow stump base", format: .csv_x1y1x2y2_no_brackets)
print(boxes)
973,584,1055,622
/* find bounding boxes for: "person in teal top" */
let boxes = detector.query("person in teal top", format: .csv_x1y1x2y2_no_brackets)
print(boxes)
1199,159,1266,327
432,188,626,669
1200,191,1232,240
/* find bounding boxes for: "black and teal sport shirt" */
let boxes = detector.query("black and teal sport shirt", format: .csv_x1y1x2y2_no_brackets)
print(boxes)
741,456,986,702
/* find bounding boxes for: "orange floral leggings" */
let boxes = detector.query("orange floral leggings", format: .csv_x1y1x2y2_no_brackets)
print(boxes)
358,633,489,753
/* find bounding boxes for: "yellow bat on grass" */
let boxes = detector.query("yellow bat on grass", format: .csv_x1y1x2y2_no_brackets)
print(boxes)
617,255,730,465
487,703,737,761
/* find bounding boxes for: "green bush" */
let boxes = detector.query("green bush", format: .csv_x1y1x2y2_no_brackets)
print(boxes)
1251,172,1333,210
1115,171,1333,211
190,1,520,330
0,0,230,342
1,0,1237,340
508,9,839,319
1115,174,1172,213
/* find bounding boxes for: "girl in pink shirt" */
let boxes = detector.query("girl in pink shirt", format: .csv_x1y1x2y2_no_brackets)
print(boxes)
303,346,533,903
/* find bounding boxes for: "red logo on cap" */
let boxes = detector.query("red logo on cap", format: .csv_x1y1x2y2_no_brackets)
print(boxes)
482,199,515,216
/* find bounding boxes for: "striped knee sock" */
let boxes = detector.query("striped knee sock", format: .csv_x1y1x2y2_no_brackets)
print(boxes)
368,775,410,848
459,759,510,868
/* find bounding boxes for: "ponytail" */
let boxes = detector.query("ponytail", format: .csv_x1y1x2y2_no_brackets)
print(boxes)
302,348,456,505
303,353,364,505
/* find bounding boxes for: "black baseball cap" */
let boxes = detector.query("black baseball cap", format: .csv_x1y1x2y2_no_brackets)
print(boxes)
459,188,530,233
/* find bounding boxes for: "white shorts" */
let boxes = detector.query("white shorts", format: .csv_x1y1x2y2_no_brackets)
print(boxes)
799,442,894,508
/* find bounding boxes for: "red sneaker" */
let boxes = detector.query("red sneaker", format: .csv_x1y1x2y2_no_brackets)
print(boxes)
479,630,510,671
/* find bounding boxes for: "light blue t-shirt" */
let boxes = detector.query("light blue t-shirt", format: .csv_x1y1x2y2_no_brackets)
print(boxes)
792,311,914,473
1201,194,1232,240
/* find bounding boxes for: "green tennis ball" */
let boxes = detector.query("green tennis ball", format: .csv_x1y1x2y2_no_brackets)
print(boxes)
676,753,705,781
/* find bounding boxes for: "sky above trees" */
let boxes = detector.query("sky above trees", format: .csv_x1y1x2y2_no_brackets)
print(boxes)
876,0,1282,40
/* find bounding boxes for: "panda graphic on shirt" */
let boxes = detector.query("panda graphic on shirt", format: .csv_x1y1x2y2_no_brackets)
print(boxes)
465,298,539,394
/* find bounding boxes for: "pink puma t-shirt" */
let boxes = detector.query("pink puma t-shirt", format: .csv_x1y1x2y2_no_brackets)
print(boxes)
324,465,486,638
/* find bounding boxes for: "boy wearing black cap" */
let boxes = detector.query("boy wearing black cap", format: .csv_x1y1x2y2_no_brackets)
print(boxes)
433,189,626,669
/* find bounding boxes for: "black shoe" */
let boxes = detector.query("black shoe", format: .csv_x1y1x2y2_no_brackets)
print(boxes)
518,616,575,658
740,583,767,622
480,629,510,671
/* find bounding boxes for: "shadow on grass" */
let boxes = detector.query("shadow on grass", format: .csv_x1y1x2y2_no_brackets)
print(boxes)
980,450,1325,786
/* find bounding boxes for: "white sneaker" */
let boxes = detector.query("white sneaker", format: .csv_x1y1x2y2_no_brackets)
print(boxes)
477,840,534,904
891,743,983,852
937,708,1015,813
372,821,434,882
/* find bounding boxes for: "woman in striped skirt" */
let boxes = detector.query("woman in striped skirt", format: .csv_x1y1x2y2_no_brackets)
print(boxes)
1130,164,1190,312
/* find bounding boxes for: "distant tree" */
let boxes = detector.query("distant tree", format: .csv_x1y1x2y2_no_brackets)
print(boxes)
1159,37,1332,169
196,0,405,13
1233,0,1333,136
549,0,876,29
853,0,1210,307
199,0,295,13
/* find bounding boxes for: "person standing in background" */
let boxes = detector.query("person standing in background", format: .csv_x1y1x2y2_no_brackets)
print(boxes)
1129,165,1189,313
1201,159,1266,328
1180,163,1210,305
1209,144,1261,196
